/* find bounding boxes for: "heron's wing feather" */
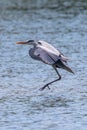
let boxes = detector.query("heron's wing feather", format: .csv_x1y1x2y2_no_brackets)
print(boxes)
34,46,63,65
38,40,60,54
38,40,68,62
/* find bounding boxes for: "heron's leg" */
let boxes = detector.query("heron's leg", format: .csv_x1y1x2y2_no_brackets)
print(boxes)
40,66,61,91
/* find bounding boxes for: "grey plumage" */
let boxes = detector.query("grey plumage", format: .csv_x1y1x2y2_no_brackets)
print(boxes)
16,40,74,90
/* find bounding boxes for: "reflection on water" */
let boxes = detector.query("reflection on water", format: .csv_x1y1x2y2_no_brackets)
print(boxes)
0,0,87,129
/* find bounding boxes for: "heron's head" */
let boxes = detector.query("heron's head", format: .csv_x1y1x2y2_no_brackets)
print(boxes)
16,40,36,45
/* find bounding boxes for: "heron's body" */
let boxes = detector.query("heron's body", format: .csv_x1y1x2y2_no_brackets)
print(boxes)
29,40,66,63
16,40,74,90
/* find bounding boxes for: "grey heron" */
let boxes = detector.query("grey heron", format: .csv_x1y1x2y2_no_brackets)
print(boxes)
16,40,74,90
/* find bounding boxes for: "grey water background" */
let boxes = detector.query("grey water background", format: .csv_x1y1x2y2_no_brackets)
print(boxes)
0,0,87,129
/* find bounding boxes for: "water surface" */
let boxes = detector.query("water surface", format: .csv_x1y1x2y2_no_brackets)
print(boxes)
0,0,87,130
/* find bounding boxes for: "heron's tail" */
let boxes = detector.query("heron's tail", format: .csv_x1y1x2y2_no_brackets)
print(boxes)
56,60,74,74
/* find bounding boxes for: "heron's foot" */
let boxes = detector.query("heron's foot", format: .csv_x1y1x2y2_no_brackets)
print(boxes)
39,84,50,91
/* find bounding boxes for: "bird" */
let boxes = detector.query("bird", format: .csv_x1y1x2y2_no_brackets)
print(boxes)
16,40,74,90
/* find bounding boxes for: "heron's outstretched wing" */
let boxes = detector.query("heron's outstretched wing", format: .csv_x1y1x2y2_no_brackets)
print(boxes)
38,40,68,62
34,46,66,65
38,40,60,54
34,46,74,73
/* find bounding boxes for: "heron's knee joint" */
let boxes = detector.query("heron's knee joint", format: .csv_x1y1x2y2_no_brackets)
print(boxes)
59,75,61,80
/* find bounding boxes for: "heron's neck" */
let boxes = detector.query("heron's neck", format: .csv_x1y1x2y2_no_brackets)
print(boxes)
32,42,38,48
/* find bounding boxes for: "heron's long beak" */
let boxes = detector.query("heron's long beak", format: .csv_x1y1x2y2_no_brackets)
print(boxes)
16,41,28,44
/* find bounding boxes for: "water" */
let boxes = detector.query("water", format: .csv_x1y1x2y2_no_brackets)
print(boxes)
0,0,87,129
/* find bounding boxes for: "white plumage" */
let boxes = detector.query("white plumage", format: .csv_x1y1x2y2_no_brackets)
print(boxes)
16,40,74,90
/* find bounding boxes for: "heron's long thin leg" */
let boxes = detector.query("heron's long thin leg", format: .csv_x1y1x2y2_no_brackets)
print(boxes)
40,66,61,91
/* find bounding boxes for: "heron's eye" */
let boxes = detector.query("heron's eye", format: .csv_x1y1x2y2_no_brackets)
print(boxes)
38,42,42,45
